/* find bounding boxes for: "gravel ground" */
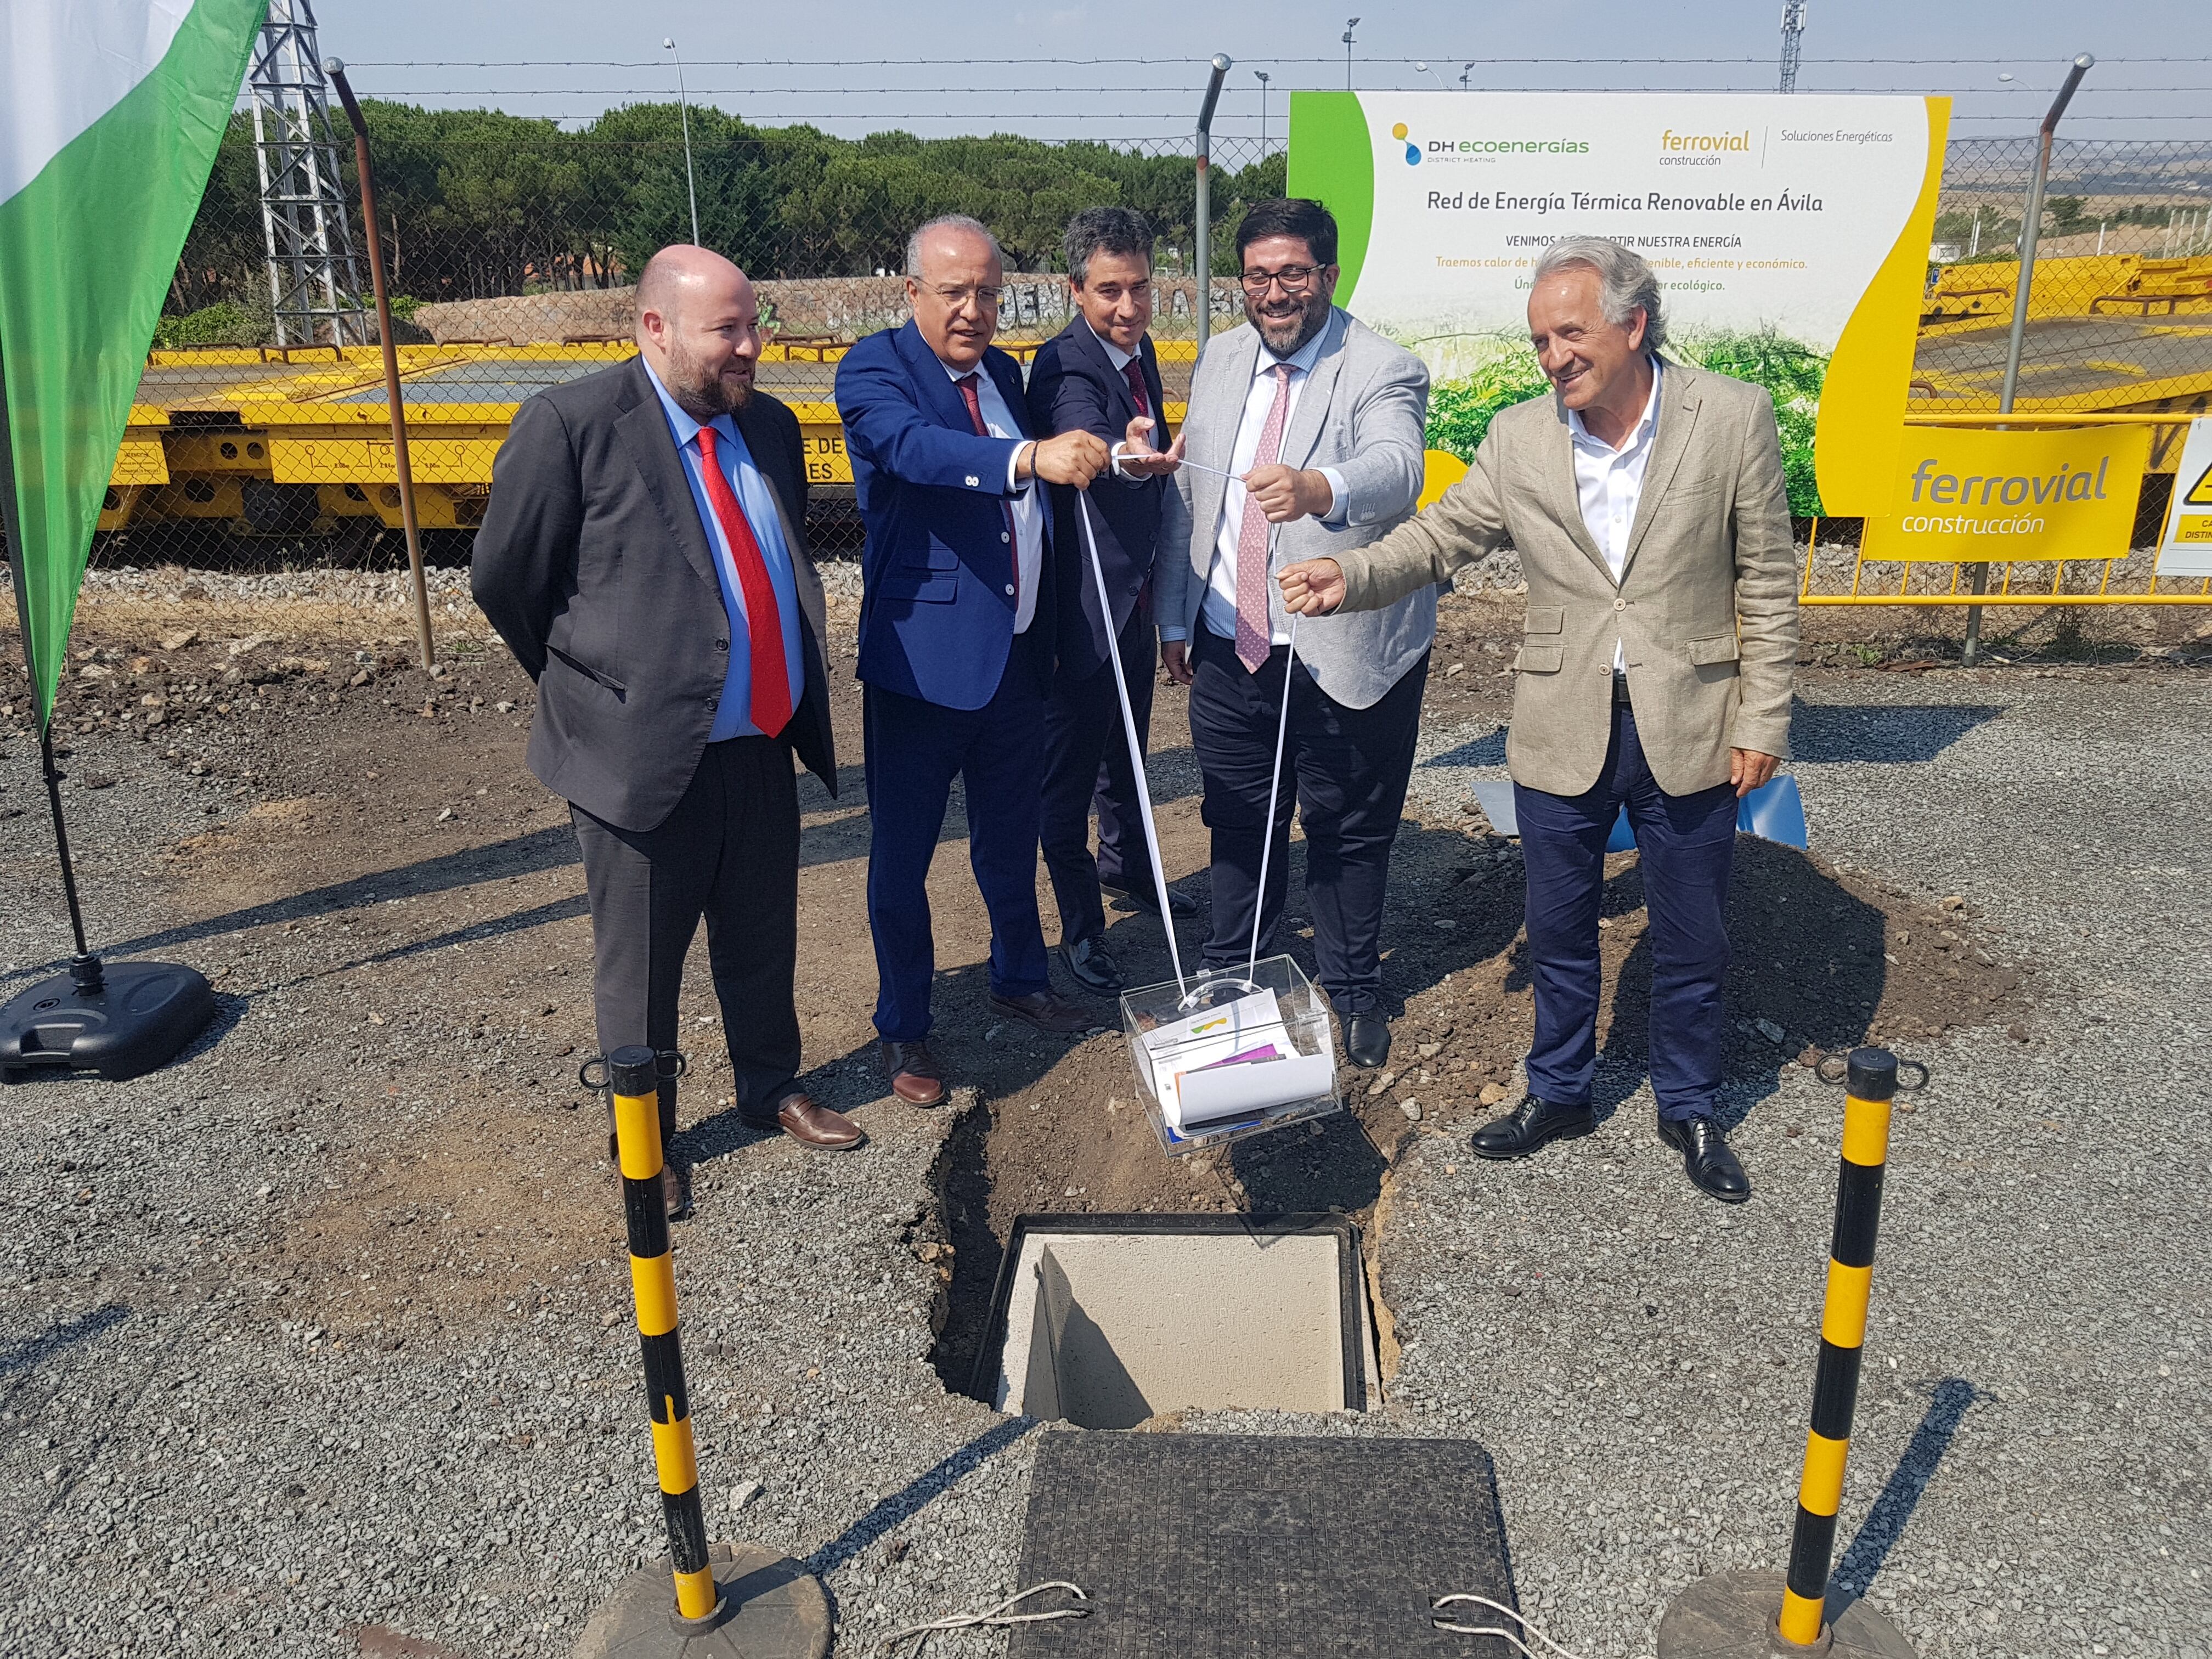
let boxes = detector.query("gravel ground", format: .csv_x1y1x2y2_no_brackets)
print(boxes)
2,570,2206,1658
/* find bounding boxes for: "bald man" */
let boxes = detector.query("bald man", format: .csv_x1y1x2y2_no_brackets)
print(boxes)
835,216,1109,1105
475,246,864,1221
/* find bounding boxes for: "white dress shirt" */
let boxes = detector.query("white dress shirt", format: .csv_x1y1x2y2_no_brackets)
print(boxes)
939,356,1045,634
1188,313,1352,646
1566,357,1663,673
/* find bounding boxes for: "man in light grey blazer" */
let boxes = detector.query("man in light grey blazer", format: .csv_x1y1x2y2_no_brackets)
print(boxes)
1149,198,1431,1070
1279,236,1798,1203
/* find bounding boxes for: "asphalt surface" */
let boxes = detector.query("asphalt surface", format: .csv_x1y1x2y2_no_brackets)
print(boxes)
1,603,2205,1656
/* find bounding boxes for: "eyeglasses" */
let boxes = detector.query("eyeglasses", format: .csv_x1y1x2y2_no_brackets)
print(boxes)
923,283,1006,308
1239,264,1323,295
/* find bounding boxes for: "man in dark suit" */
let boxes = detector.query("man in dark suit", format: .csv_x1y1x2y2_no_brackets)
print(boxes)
474,245,865,1220
835,215,1110,1107
1026,206,1199,995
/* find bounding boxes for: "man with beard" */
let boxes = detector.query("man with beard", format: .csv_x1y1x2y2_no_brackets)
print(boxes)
475,245,865,1223
1153,198,1431,1070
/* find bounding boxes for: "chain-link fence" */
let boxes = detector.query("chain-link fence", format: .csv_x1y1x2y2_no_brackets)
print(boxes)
111,107,1278,568
62,104,2212,574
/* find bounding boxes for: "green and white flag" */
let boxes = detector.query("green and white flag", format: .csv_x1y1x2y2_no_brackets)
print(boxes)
1,1,266,726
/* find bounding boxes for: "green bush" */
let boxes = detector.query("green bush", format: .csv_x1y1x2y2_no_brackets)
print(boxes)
1421,326,1831,516
153,301,264,348
1425,343,1551,461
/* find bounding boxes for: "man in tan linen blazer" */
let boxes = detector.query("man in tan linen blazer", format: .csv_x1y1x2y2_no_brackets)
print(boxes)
1280,235,1798,1203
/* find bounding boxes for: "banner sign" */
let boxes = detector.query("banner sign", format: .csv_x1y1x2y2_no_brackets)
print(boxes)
2159,419,2212,578
1287,92,1949,516
1861,427,2151,562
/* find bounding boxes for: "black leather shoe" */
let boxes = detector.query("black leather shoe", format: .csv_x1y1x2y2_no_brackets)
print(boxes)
1469,1095,1596,1160
1657,1113,1751,1204
1344,1012,1392,1069
1060,935,1126,995
1102,876,1200,917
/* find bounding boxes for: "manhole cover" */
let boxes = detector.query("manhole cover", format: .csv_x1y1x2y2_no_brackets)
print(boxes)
1011,1432,1516,1658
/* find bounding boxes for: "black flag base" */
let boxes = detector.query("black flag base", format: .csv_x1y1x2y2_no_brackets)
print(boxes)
0,953,216,1083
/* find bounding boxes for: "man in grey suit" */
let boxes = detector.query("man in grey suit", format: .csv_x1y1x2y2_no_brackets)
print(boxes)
1152,198,1431,1070
474,246,867,1221
1279,236,1798,1202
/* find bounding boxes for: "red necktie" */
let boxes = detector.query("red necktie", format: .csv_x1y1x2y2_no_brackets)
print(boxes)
955,372,1020,606
1121,358,1151,419
693,425,792,739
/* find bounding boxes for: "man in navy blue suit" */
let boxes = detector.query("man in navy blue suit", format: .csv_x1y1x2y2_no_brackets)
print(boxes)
1026,207,1199,996
836,215,1111,1106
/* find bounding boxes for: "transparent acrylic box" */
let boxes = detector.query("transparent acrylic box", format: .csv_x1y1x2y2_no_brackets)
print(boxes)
1120,954,1341,1158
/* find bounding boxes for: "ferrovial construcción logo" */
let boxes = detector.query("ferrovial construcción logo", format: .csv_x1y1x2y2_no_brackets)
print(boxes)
1391,120,1592,166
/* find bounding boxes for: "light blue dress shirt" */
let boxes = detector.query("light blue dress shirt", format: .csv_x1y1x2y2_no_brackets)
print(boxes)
642,360,807,742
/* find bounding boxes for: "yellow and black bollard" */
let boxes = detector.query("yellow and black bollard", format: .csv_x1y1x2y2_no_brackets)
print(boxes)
569,1046,831,1658
610,1044,717,1621
1654,1046,1925,1659
1777,1046,1908,1644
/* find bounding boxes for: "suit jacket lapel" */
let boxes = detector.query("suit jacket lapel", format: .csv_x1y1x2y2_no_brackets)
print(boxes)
893,319,975,432
1277,312,1345,471
1543,397,1615,584
1188,328,1257,567
1068,319,1133,426
613,362,721,599
1620,365,1702,582
985,348,1034,438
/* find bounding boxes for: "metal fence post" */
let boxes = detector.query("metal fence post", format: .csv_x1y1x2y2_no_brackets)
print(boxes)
1965,52,2095,667
323,58,436,673
1193,54,1232,360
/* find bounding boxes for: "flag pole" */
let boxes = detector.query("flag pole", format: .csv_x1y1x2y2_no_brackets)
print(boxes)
0,330,99,981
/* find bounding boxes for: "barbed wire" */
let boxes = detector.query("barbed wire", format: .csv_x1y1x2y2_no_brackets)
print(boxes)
342,57,2212,69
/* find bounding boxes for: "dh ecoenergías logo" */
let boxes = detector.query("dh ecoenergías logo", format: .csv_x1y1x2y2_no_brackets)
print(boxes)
1391,121,1420,165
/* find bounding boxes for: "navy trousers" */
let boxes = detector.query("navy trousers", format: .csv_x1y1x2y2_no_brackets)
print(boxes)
1514,701,1737,1122
864,646,1053,1041
1189,619,1427,1019
1040,605,1159,946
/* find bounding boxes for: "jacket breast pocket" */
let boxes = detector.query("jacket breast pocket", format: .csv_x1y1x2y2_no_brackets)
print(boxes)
1687,633,1741,666
1514,644,1564,674
1524,606,1565,635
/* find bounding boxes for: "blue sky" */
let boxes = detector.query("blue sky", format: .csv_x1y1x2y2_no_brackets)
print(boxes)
312,0,2210,144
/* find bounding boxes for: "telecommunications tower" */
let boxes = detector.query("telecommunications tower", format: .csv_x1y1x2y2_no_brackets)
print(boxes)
1778,1,1808,94
250,0,369,346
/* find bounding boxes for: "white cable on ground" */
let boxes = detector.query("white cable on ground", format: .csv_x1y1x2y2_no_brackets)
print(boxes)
1077,492,1187,997
1431,1593,1588,1659
1246,607,1300,982
877,1581,1091,1654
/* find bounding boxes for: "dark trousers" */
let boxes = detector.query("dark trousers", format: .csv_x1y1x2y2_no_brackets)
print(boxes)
864,646,1052,1041
1188,619,1427,1018
1040,606,1160,945
572,735,803,1142
1515,702,1737,1122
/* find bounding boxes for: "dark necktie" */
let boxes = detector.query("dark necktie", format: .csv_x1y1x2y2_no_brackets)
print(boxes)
955,372,1020,606
1121,357,1151,419
693,425,791,738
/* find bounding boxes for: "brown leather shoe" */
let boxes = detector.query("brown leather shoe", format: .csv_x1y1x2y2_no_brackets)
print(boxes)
990,989,1094,1035
882,1040,946,1108
744,1093,865,1150
661,1160,693,1221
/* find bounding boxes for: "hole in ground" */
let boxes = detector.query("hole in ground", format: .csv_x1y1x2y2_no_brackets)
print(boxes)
977,1214,1369,1428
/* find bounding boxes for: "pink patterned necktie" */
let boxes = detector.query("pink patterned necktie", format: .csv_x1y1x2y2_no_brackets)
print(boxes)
1234,363,1295,672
